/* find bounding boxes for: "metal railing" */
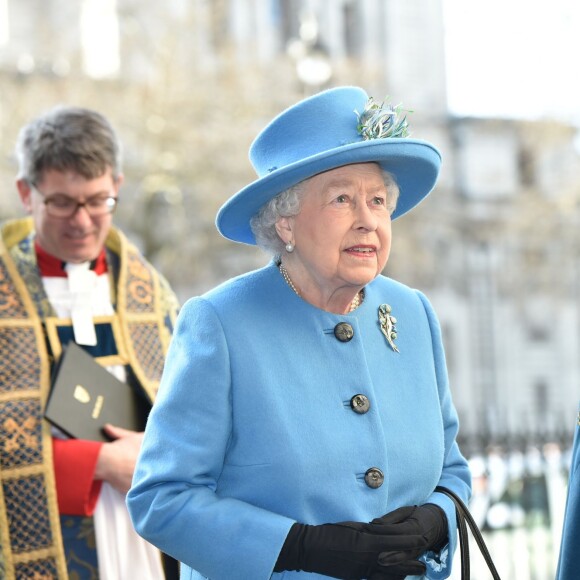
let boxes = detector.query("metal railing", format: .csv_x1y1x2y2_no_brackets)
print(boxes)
449,439,570,579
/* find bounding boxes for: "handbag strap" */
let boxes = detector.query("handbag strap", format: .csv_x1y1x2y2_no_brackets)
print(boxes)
435,486,502,580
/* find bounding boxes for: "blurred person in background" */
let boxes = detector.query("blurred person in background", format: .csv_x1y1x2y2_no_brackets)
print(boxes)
556,405,580,579
0,106,179,579
127,86,471,579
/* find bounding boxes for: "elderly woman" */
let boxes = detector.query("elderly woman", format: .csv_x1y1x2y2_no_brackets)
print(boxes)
127,86,471,580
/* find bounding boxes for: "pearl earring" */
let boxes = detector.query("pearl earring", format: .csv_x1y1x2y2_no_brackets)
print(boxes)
285,241,295,253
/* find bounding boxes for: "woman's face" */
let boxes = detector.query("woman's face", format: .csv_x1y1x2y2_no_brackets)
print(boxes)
279,162,394,299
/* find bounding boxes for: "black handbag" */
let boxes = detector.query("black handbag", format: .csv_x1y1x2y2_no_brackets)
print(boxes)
435,486,502,580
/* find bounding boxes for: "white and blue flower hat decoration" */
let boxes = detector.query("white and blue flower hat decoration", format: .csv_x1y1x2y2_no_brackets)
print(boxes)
216,86,441,245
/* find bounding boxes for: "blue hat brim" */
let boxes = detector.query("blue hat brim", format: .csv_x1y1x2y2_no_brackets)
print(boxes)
216,137,441,245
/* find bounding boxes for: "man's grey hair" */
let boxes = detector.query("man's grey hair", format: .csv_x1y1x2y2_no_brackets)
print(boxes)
250,169,400,256
15,105,123,184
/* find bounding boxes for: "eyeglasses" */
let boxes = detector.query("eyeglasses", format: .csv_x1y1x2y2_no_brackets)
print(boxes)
30,184,118,219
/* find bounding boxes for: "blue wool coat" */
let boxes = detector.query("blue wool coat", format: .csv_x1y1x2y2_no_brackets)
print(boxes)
127,262,471,580
556,404,580,580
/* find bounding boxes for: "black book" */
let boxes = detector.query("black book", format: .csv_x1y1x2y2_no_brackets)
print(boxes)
45,341,150,442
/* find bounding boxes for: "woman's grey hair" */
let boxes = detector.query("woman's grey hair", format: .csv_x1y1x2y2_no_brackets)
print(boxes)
251,169,400,256
15,105,123,184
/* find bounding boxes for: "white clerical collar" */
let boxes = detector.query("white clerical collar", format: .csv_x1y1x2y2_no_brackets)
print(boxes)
65,262,98,346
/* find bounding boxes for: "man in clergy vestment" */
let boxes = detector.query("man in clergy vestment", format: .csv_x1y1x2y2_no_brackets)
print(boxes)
0,105,180,579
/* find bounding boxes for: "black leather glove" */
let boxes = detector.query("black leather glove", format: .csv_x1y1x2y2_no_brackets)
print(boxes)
367,559,426,579
274,511,429,579
372,503,449,561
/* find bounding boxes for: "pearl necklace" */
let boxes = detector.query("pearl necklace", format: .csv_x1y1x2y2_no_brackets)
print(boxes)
279,263,300,296
279,263,363,313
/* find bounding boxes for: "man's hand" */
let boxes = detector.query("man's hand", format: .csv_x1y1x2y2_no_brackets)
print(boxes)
94,424,143,494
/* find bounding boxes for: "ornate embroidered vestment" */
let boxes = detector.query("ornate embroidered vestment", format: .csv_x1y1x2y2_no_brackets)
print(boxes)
0,218,178,579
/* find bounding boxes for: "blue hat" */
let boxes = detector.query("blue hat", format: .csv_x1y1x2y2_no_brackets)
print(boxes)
216,86,441,245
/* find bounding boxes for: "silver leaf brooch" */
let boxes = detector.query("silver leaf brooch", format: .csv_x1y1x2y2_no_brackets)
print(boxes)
378,304,399,353
355,96,411,141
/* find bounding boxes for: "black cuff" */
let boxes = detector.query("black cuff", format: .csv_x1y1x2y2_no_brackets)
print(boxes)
423,504,448,552
274,523,304,572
